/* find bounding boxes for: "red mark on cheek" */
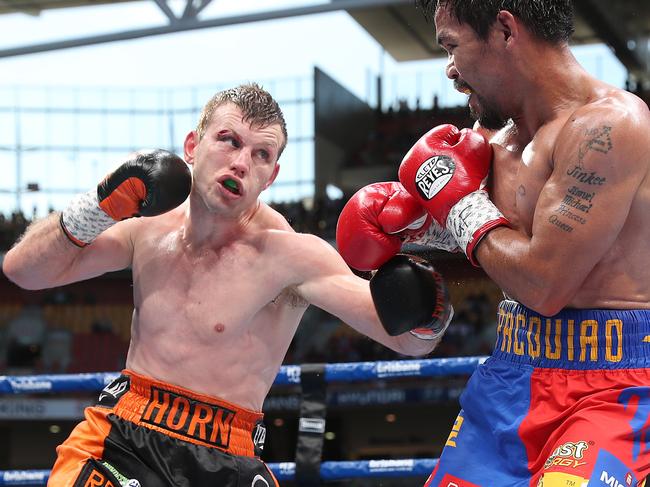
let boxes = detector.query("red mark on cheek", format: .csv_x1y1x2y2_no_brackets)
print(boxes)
214,323,225,333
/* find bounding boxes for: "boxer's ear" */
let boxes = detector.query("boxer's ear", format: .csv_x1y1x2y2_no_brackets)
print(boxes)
495,10,519,46
184,131,198,165
263,163,280,190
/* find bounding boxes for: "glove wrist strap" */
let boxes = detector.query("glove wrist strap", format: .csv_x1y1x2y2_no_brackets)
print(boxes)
409,304,454,340
446,190,508,266
61,190,116,246
405,218,460,252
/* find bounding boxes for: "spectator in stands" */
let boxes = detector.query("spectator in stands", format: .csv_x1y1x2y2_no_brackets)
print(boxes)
40,324,72,374
3,302,47,373
68,318,128,373
0,211,29,251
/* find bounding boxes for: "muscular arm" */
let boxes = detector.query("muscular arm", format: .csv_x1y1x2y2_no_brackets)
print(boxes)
476,101,650,315
3,213,135,290
291,234,437,357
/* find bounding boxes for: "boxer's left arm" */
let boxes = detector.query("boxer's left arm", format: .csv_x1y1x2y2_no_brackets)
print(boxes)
291,234,446,357
475,102,650,315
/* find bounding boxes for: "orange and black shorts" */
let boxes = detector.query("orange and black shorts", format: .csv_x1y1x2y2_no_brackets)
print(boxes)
48,369,278,486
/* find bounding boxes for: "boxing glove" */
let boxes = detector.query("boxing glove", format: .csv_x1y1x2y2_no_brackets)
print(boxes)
370,254,453,340
61,149,192,246
398,124,508,266
336,181,458,271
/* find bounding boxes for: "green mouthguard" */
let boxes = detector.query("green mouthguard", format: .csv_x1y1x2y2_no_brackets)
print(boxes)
224,179,238,191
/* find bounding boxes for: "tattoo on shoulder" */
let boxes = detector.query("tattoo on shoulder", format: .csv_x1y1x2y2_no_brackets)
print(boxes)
552,125,612,232
577,125,613,167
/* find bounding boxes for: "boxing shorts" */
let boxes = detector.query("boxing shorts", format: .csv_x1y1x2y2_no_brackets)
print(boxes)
48,369,277,487
425,300,650,487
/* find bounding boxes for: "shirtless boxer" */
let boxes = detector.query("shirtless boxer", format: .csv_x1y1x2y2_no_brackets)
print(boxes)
2,83,450,486
338,1,650,485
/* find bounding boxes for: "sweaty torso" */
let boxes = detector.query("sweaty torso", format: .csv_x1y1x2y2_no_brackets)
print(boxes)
124,204,308,411
487,86,650,309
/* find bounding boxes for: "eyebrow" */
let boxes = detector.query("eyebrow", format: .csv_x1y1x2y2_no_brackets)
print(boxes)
258,141,279,158
436,32,450,46
217,128,243,144
223,128,279,156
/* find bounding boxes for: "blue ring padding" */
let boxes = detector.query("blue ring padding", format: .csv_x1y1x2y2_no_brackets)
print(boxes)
0,459,439,484
0,372,120,394
0,470,50,486
0,357,487,393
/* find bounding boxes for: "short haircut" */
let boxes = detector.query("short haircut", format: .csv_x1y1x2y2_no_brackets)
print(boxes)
196,83,288,158
418,0,574,44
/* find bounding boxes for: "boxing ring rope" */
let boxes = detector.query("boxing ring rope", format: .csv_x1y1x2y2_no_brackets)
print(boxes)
0,356,487,485
0,460,440,485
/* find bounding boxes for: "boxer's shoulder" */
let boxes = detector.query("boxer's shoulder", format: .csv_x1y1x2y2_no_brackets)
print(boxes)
552,91,650,170
263,228,333,261
558,86,649,136
126,204,186,246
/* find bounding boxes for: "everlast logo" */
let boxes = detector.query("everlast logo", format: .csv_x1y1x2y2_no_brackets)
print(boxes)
415,155,455,200
543,440,589,469
141,387,236,448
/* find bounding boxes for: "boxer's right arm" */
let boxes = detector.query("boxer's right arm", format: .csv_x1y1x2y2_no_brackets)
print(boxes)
291,233,444,357
3,149,191,290
2,212,136,290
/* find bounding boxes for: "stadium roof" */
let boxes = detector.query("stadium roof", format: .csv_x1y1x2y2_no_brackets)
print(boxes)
1,0,649,84
344,0,650,85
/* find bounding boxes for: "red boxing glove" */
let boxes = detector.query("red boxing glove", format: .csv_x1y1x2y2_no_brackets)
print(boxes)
336,182,430,271
398,124,509,266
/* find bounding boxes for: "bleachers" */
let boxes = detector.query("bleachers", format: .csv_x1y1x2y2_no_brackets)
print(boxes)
0,303,131,374
41,304,132,341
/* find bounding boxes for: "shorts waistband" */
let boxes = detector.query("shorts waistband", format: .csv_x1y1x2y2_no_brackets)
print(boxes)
96,369,266,457
492,300,650,369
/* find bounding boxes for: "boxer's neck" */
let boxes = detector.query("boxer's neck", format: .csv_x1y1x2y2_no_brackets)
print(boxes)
183,199,262,248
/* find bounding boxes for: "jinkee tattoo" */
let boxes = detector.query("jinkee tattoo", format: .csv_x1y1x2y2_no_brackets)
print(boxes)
549,126,611,232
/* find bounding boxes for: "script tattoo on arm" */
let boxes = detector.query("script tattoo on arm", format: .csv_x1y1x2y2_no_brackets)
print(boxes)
550,185,600,232
548,125,611,233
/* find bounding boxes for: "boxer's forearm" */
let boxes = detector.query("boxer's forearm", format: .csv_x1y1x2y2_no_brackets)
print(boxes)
3,213,83,290
394,330,440,357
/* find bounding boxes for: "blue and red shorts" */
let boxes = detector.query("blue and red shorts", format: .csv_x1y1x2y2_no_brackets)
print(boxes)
425,300,650,487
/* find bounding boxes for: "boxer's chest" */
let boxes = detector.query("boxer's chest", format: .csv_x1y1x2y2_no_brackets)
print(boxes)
488,126,556,235
131,232,288,327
